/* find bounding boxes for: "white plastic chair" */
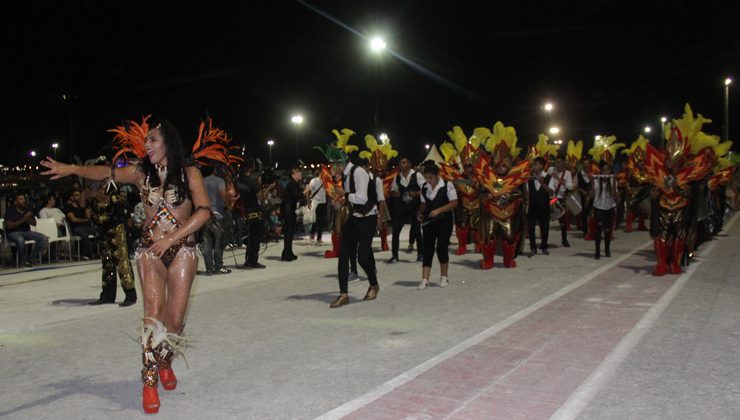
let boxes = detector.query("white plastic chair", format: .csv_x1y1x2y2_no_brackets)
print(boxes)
63,217,82,261
35,218,65,264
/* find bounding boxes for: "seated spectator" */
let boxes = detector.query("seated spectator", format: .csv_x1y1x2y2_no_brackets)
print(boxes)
66,189,97,260
3,193,49,266
39,195,66,235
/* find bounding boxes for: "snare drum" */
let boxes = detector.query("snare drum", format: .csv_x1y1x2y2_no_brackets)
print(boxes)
565,191,582,216
550,198,566,220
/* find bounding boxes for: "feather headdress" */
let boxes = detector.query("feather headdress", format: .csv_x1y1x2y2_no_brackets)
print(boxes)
483,121,520,168
108,115,150,163
566,140,583,167
588,135,625,164
313,128,358,163
439,125,482,165
359,134,398,170
528,133,560,159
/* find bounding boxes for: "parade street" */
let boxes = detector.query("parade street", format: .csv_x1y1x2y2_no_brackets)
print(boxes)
1,218,739,420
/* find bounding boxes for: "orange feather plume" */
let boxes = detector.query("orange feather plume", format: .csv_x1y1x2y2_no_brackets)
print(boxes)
108,115,150,163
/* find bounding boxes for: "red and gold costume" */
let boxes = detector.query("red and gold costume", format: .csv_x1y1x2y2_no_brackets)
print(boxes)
439,126,484,255
644,104,713,276
360,134,399,251
475,122,529,269
622,136,650,232
313,129,358,258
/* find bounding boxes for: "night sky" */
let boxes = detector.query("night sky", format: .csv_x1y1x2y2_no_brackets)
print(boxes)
2,0,738,167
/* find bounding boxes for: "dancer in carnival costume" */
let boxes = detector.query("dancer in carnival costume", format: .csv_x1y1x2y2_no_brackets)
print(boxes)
475,122,530,269
565,140,586,232
359,134,399,252
439,126,484,256
643,104,714,276
41,115,236,413
584,135,625,240
313,128,358,259
621,135,651,233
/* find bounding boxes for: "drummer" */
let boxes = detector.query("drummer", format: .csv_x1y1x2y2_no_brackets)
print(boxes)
547,155,575,247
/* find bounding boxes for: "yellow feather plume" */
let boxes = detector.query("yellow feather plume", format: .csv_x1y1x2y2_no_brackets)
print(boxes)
666,103,712,142
623,135,649,155
439,142,458,162
534,133,560,157
332,128,358,154
484,121,519,155
566,140,583,160
446,126,469,152
588,135,624,162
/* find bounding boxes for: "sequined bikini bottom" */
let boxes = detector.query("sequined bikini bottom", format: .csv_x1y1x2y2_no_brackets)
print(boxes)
137,235,197,268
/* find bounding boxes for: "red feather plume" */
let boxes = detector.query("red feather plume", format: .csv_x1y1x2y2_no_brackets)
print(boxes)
108,115,150,163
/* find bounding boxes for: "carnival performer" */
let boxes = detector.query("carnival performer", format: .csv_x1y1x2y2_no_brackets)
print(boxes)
705,140,734,235
387,157,425,264
416,161,458,289
313,129,356,259
359,134,398,252
41,115,235,413
643,104,713,276
622,136,651,233
316,131,380,308
549,155,574,247
439,125,483,256
475,122,530,268
584,135,625,241
591,160,618,259
565,140,586,232
84,162,138,306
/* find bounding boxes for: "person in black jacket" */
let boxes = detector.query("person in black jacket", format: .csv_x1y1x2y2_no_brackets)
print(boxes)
237,161,268,269
280,167,303,261
526,157,554,256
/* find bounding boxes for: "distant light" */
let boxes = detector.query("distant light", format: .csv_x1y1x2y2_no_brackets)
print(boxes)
660,116,668,123
291,115,304,125
544,102,554,112
370,37,387,52
267,139,275,146
379,133,389,143
595,135,602,141
51,143,59,149
725,77,733,86
644,126,652,133
30,151,37,157
549,126,560,135
555,139,563,145
425,144,431,150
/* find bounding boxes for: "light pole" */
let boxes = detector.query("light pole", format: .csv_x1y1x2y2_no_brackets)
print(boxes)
644,126,652,134
549,126,560,135
370,36,386,131
291,114,303,163
267,139,275,168
725,77,733,141
51,142,59,160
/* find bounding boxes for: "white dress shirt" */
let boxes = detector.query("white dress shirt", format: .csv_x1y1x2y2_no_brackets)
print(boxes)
343,163,377,217
39,207,65,227
548,169,574,198
390,169,425,193
308,177,326,204
420,179,458,203
593,176,617,210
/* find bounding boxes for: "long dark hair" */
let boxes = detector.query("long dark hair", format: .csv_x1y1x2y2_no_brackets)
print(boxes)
598,160,613,198
140,118,190,195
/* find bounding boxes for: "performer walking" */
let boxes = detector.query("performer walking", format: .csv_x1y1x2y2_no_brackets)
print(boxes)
416,162,458,289
548,155,574,247
41,115,233,413
526,157,553,255
591,161,618,259
305,168,327,245
280,167,303,261
85,176,138,306
387,157,424,264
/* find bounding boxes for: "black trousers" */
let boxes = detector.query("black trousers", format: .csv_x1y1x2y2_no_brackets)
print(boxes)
594,208,614,253
391,203,421,258
422,217,453,267
338,215,378,293
245,220,263,265
310,202,327,241
528,214,550,250
282,206,297,258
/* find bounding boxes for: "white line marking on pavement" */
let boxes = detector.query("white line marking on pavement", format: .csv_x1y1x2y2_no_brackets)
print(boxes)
550,212,739,420
315,239,654,420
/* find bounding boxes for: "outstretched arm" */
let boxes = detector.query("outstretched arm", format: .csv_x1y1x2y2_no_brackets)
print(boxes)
40,157,142,185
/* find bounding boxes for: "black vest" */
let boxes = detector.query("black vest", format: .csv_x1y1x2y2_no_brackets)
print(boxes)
395,170,421,207
527,176,551,217
348,165,377,216
422,180,452,222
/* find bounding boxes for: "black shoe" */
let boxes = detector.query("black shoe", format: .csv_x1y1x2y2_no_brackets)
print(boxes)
243,262,266,269
541,248,549,255
605,251,611,257
24,260,34,267
215,267,232,274
562,240,570,248
416,254,423,262
119,288,137,307
529,248,537,257
386,256,399,264
594,252,601,260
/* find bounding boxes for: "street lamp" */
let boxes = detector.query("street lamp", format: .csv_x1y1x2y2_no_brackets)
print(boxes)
549,126,560,135
644,126,652,134
724,77,733,141
425,144,431,151
267,139,275,167
370,36,387,52
291,114,304,162
379,133,389,143
51,142,59,160
30,150,37,157
544,102,554,113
